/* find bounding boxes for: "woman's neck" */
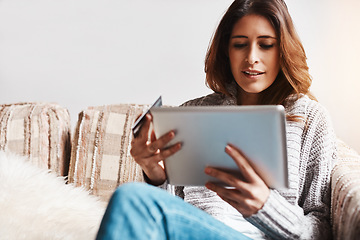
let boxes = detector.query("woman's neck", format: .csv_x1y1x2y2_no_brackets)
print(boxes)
237,88,259,105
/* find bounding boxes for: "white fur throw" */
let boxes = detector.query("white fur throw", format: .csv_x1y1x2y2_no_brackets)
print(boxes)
0,151,106,240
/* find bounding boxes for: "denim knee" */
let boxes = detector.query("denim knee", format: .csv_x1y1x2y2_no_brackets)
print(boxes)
111,182,154,203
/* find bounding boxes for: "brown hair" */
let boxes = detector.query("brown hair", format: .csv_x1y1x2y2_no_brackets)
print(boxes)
205,0,315,108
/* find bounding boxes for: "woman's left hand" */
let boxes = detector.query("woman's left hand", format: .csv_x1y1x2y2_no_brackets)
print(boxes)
205,144,270,217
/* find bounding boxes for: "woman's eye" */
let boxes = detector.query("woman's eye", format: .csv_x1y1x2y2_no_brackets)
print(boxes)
260,44,274,50
233,43,247,49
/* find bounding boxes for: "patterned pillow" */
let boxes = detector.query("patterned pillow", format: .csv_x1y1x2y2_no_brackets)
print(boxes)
68,104,148,202
0,102,71,176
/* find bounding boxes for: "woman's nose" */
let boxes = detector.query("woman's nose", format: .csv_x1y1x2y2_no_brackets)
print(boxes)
245,46,259,65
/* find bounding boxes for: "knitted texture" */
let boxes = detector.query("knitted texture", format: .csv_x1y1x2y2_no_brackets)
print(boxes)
178,92,337,240
331,140,360,240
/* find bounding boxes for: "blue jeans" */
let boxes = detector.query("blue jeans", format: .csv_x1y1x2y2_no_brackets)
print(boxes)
96,182,252,240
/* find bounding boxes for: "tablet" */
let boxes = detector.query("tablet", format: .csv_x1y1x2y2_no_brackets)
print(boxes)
151,105,288,188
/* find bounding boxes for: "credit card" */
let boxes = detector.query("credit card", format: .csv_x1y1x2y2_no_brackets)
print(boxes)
132,96,162,138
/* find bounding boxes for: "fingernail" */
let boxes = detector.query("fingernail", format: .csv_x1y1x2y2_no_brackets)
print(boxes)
204,167,211,174
225,145,232,152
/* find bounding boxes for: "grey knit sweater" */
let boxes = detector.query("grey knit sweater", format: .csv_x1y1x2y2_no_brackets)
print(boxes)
169,89,337,239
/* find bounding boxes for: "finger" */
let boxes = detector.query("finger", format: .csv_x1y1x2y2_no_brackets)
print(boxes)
132,130,176,157
158,142,182,160
137,114,152,143
204,167,250,194
150,130,157,142
134,113,142,122
205,182,253,216
132,113,151,141
214,186,267,217
130,115,152,155
205,182,245,203
225,144,258,182
143,142,182,165
147,130,176,154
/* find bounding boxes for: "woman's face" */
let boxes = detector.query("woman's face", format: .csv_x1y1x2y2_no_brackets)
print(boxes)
228,14,280,95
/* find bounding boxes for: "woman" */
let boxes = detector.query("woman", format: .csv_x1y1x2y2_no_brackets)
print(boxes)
97,0,337,239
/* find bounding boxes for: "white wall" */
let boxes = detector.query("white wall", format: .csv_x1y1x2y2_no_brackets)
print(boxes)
0,0,359,152
287,0,360,152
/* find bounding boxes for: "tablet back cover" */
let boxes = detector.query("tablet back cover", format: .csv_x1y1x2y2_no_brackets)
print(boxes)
151,105,288,188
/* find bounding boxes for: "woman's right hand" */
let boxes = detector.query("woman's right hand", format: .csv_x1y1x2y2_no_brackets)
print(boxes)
130,114,182,186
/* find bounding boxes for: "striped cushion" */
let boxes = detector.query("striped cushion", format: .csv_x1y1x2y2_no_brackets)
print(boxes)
68,104,148,202
0,102,71,176
331,139,360,240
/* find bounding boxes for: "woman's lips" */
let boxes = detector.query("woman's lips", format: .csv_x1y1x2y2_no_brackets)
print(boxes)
242,70,265,78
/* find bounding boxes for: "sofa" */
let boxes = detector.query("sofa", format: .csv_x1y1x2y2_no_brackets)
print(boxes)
0,102,359,239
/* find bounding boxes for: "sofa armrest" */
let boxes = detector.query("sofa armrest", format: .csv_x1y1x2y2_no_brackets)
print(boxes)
0,102,71,176
68,104,148,202
331,139,360,240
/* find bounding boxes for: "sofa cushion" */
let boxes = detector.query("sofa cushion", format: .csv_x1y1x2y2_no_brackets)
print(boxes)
331,139,360,240
0,102,71,176
68,104,148,202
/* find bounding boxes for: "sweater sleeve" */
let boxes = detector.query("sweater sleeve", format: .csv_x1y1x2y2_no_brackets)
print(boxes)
246,101,337,239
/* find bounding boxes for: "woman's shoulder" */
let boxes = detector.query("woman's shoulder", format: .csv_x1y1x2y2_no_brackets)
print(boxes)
288,94,335,134
286,94,329,119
